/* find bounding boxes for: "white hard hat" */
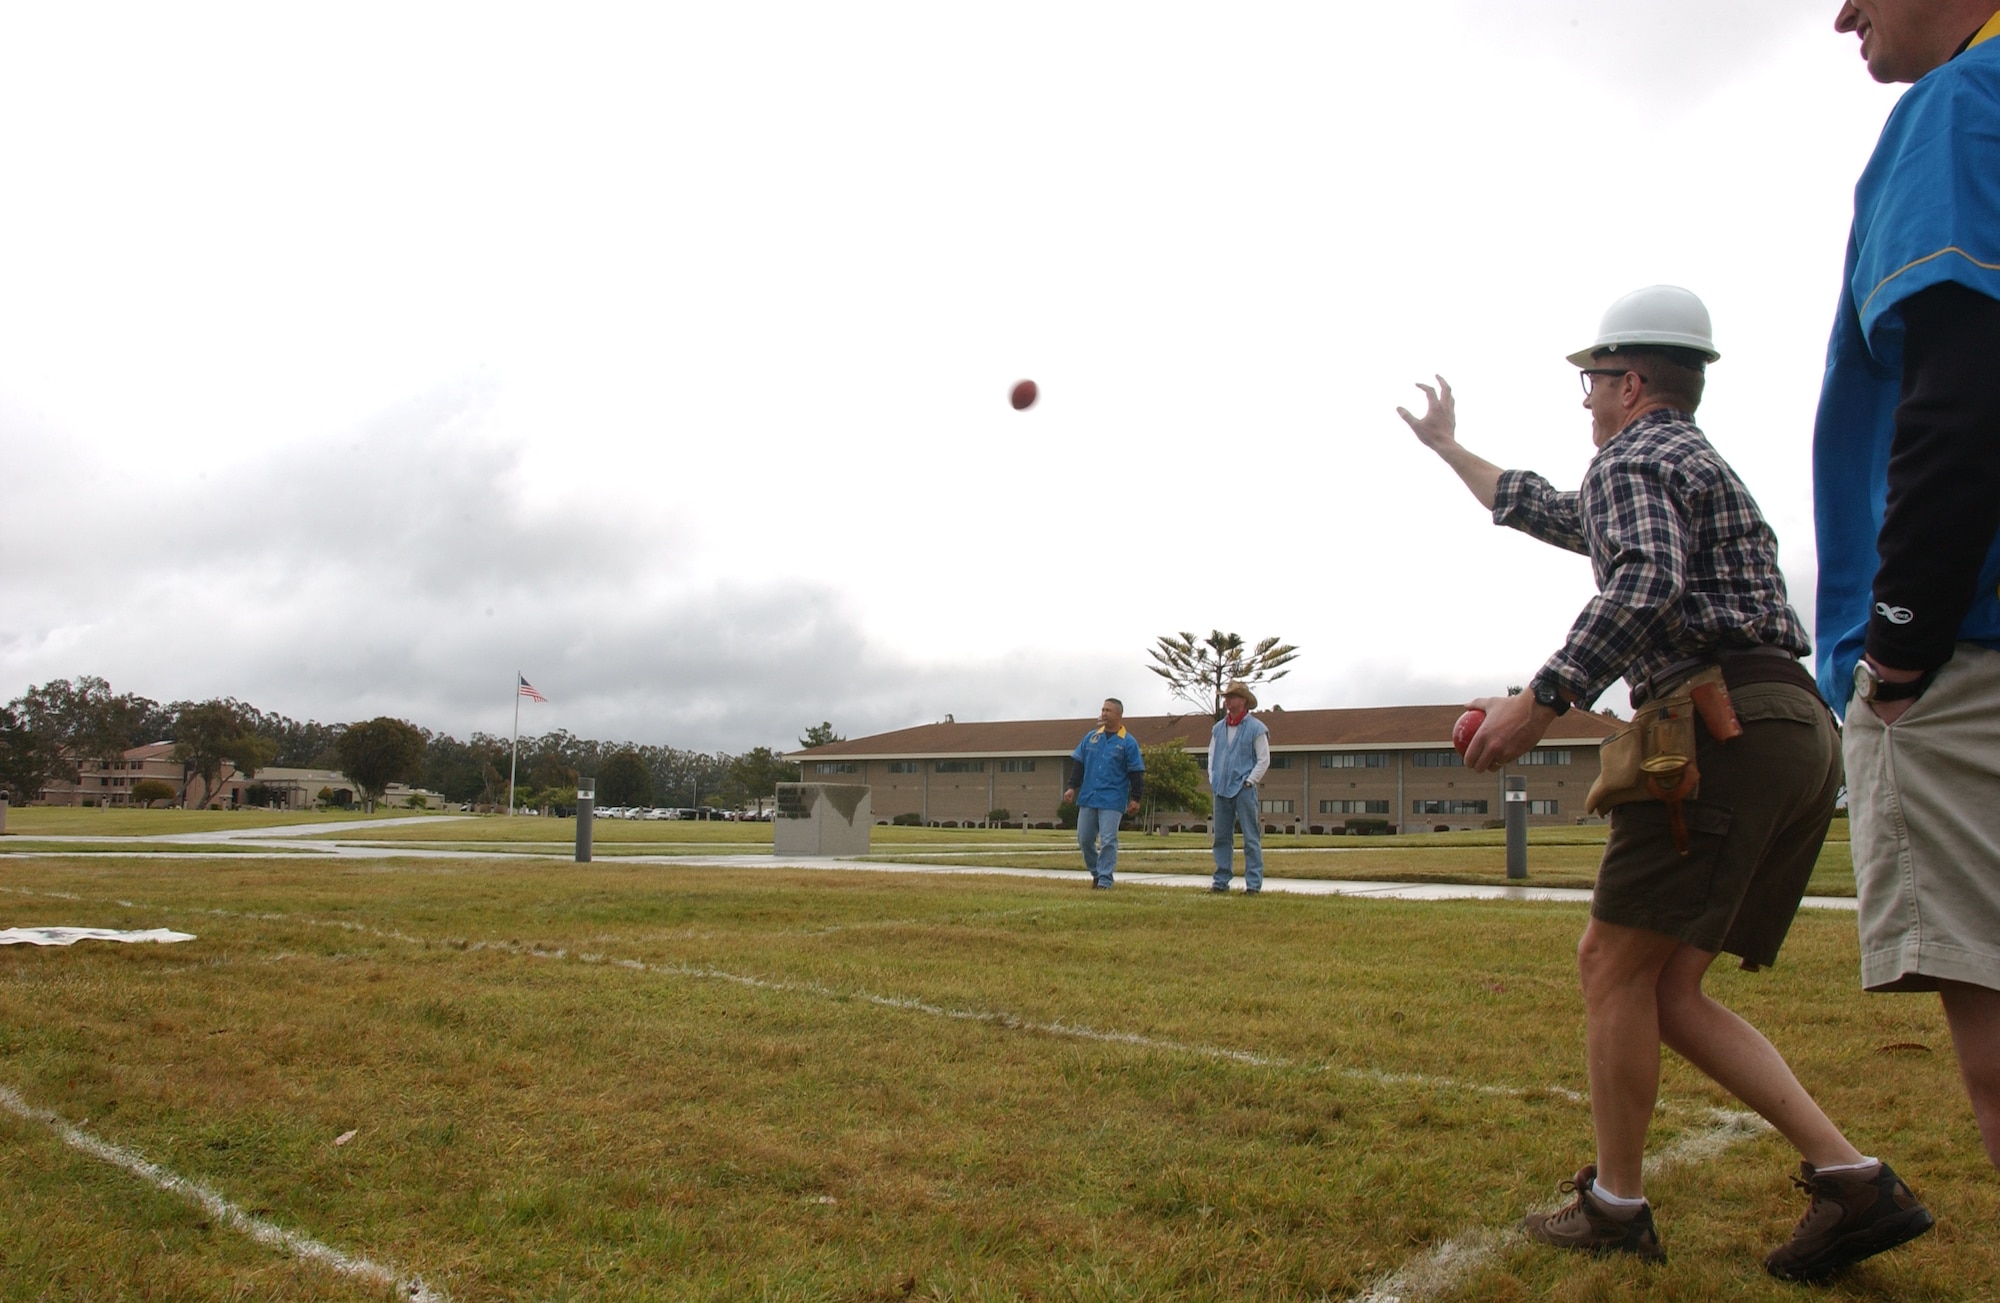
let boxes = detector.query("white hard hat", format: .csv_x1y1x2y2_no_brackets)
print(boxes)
1565,285,1719,368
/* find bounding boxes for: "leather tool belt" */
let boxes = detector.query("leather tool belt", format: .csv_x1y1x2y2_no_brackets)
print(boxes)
1585,665,1744,854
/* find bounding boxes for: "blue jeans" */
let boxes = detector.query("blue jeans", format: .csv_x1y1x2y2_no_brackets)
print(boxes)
1212,787,1263,891
1077,805,1125,886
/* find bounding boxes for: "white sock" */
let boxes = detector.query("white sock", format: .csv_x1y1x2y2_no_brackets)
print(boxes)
1590,1182,1648,1211
1813,1156,1879,1175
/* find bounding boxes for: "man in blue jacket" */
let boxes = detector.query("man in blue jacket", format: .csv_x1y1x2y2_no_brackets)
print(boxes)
1208,680,1270,894
1813,0,2000,1176
1062,698,1145,890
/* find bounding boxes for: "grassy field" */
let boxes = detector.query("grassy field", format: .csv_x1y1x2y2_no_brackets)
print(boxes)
1,809,1860,897
0,848,1984,1302
2,807,451,836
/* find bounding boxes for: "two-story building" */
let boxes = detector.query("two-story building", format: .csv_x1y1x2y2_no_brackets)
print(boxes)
791,704,1622,833
38,743,361,809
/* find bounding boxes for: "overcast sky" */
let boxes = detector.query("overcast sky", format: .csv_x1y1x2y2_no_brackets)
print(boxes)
0,2,1902,752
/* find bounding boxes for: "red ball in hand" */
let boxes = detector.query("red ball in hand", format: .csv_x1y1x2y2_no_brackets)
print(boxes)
1010,379,1038,410
1452,708,1485,757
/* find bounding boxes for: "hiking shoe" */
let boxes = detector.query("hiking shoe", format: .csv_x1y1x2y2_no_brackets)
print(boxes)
1210,884,1230,894
1764,1161,1933,1281
1521,1165,1664,1261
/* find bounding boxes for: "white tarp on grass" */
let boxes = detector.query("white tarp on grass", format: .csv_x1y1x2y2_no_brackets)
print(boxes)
0,927,196,946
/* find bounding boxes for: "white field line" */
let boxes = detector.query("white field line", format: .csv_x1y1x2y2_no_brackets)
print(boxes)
0,1082,445,1302
4,883,1593,1107
1344,1108,1772,1303
472,939,1591,1105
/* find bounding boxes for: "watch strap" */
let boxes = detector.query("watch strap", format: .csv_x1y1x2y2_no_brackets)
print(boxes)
1870,669,1936,702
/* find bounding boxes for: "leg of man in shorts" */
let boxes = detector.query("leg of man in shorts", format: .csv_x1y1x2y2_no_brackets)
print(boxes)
1526,680,1932,1277
1846,643,2000,1169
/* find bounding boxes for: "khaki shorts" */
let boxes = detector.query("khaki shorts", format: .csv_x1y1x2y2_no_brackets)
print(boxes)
1845,642,2000,993
1593,679,1841,969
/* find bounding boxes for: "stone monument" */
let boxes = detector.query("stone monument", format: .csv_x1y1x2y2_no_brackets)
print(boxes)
774,783,871,856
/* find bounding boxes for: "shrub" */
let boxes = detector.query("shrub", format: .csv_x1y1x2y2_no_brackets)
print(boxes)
1056,801,1078,830
1344,818,1391,836
891,812,923,827
987,808,1010,824
131,779,176,808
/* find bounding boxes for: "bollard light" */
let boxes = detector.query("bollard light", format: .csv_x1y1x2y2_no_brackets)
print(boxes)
576,777,596,863
1505,775,1528,879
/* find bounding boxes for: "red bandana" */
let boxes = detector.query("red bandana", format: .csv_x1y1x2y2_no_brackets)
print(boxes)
1225,705,1249,726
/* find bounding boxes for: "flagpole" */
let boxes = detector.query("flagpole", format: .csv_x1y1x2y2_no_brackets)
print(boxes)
508,673,521,816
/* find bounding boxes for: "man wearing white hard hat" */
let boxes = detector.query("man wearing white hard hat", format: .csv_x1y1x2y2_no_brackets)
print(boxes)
1813,0,2000,1183
1395,286,1930,1279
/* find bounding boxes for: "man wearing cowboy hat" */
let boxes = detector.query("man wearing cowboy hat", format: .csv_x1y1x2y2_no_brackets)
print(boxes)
1208,680,1270,895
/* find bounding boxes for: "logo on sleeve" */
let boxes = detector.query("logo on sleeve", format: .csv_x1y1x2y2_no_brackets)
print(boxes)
1875,602,1914,625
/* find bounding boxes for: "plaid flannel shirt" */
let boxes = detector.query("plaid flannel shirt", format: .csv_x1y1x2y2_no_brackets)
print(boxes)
1493,408,1810,707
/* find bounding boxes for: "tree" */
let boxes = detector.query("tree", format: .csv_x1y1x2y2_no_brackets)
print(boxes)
596,750,654,808
10,676,172,782
1139,740,1209,833
1148,630,1300,718
172,699,276,808
334,717,427,812
131,779,177,808
0,703,66,805
727,746,799,816
798,721,844,749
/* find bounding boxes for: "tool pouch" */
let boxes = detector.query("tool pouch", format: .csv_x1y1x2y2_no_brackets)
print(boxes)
1586,690,1702,818
1586,664,1751,853
1686,665,1743,742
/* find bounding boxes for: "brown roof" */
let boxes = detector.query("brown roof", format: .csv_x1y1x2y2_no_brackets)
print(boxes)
794,705,1620,759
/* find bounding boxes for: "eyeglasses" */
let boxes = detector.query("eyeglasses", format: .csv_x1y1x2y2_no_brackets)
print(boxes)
1578,367,1645,398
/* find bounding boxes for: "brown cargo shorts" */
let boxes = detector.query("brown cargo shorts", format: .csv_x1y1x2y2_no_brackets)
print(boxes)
1592,679,1842,969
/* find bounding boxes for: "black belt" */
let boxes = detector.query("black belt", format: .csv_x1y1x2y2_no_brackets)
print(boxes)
1632,645,1801,708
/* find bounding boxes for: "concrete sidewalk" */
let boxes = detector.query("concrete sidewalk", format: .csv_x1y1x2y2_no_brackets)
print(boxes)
2,818,1858,913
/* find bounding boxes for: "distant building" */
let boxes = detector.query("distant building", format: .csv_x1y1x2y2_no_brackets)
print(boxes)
38,743,357,810
791,705,1622,833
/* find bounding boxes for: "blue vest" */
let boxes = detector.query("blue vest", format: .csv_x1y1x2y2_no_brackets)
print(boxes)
1208,715,1268,798
1812,33,2000,712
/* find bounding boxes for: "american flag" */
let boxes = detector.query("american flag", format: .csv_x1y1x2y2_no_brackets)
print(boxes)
517,675,547,703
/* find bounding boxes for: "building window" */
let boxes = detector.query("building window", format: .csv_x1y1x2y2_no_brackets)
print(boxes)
886,761,919,774
1410,751,1464,768
1321,752,1389,769
815,762,858,775
1528,799,1559,814
1259,799,1295,814
935,760,985,773
1266,754,1295,769
1412,798,1488,815
1320,799,1390,814
997,759,1036,773
1516,749,1573,766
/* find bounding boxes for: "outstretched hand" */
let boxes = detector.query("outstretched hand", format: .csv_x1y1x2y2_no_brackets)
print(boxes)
1396,376,1457,453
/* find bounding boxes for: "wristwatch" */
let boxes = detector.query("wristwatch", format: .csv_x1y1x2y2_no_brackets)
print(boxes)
1530,673,1571,716
1853,659,1935,705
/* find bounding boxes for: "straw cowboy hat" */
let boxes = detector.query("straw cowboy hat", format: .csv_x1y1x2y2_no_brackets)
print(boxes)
1221,680,1258,709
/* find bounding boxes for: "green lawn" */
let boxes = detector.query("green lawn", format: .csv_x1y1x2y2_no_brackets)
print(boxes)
2,810,1861,896
0,849,1980,1301
1,807,451,837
